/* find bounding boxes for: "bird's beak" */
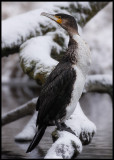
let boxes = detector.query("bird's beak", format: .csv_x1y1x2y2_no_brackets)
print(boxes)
41,12,62,24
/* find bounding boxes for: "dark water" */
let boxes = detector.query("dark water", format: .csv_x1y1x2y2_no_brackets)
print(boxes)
2,84,113,159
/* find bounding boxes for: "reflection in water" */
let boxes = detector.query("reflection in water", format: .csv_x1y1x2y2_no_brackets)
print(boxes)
2,85,112,159
2,150,25,159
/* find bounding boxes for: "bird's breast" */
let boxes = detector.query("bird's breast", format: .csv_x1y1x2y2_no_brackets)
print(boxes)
73,34,91,75
65,66,85,120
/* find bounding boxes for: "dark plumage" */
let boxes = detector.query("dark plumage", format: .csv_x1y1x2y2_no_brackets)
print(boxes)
26,12,79,153
36,61,76,125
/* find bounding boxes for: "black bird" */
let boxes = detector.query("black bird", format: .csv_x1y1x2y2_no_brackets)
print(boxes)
26,12,91,153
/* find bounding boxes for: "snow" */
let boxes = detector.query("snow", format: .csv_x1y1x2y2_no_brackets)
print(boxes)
2,2,43,19
45,102,96,158
20,35,59,77
15,101,96,158
1,3,112,159
86,74,112,85
65,102,96,141
2,2,70,50
77,2,90,9
19,22,70,79
2,1,91,52
15,112,37,141
2,8,46,49
45,131,82,159
82,3,112,75
42,2,69,9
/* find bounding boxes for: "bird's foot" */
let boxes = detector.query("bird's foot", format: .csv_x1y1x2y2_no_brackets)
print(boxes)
55,121,76,136
61,123,76,136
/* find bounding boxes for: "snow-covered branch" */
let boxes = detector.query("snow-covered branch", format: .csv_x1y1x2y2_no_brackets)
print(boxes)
45,131,82,159
2,98,37,126
85,74,113,98
2,2,108,57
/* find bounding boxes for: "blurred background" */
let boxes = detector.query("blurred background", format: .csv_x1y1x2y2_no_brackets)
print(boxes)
2,2,112,159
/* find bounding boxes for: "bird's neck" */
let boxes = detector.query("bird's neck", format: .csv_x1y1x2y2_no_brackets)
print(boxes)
71,34,91,77
69,35,78,46
68,30,79,38
61,34,78,64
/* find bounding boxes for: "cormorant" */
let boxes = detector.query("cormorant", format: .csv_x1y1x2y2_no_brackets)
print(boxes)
26,12,91,153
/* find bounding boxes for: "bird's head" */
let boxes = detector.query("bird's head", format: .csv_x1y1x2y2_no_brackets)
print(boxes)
41,12,78,36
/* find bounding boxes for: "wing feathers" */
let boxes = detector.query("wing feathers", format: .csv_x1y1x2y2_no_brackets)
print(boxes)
36,62,76,126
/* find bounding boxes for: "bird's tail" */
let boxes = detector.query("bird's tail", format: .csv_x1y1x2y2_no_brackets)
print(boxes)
26,125,47,153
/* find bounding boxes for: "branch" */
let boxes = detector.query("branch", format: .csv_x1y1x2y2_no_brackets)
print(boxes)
2,98,37,126
85,74,113,99
2,2,109,57
45,131,82,159
72,2,109,27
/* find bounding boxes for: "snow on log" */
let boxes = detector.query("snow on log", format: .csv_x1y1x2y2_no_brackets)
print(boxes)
45,131,82,159
2,2,108,57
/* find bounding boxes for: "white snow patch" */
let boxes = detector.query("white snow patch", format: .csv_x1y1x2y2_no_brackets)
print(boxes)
86,74,112,85
2,2,70,50
45,131,82,159
78,2,91,9
66,102,96,138
82,3,112,74
20,35,60,76
15,112,37,141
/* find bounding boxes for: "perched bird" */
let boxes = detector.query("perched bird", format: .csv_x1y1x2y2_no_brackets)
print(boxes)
26,12,91,153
